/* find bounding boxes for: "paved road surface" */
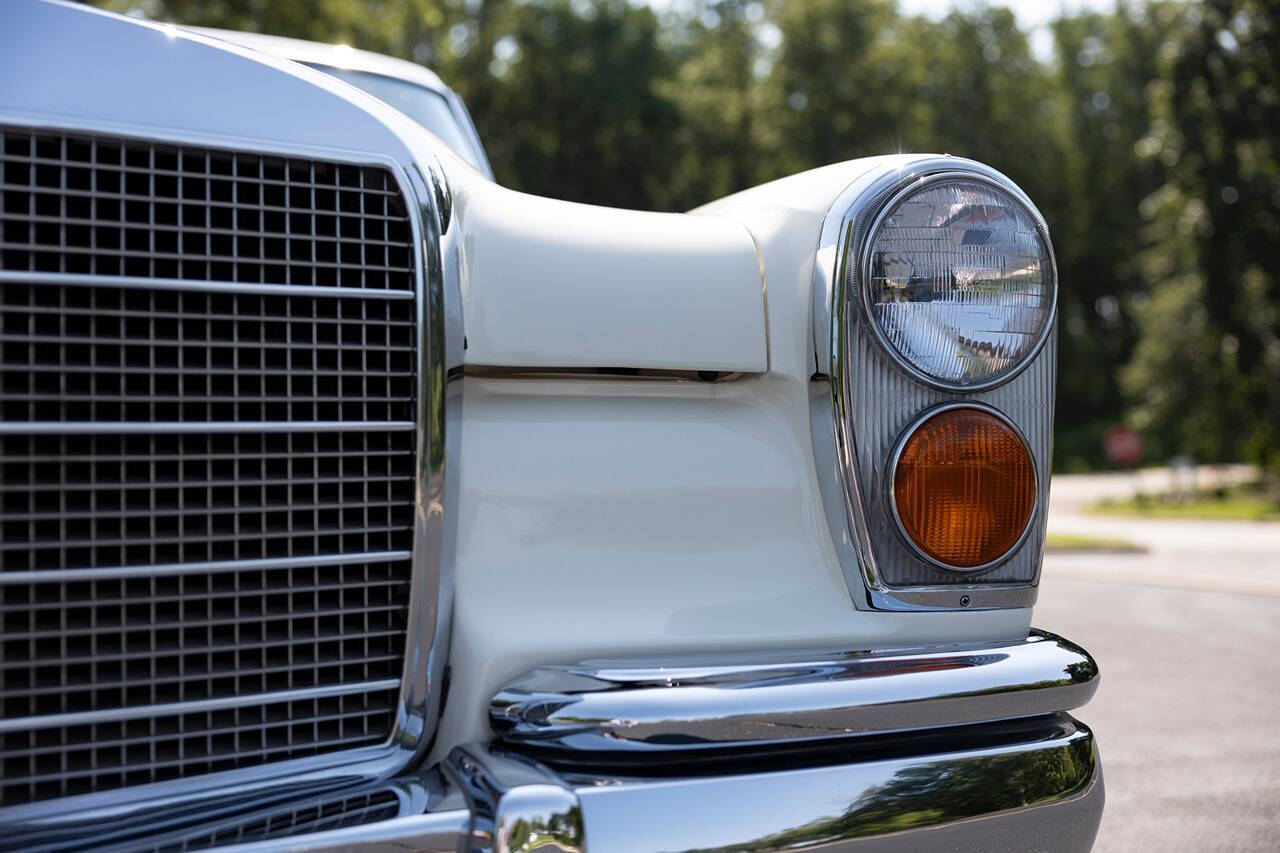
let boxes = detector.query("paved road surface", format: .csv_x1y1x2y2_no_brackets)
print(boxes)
1038,468,1280,852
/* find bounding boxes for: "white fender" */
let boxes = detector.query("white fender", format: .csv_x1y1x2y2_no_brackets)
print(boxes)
445,168,768,373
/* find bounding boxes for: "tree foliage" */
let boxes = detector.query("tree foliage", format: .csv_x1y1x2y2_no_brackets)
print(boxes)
91,0,1280,475
1123,1,1280,473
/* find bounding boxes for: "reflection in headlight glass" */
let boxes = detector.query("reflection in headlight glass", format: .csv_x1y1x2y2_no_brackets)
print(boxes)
864,179,1054,386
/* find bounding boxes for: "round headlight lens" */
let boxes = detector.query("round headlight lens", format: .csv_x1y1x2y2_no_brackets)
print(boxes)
863,176,1055,388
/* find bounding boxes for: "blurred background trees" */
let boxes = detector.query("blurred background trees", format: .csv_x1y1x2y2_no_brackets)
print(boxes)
94,0,1280,477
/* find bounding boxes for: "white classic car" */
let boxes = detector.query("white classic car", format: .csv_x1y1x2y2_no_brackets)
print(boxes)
0,2,1102,851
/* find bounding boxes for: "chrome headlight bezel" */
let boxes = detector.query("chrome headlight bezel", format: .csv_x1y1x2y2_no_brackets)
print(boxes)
857,170,1058,393
810,156,1057,613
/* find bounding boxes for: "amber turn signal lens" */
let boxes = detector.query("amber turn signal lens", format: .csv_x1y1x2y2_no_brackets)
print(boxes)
892,407,1036,570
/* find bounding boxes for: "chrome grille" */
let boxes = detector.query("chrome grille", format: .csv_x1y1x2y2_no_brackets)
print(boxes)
0,284,416,425
152,788,403,852
1,688,401,805
0,127,419,807
0,128,412,287
0,430,414,571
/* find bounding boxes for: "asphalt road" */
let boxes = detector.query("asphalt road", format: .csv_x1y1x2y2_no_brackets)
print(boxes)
1036,469,1280,852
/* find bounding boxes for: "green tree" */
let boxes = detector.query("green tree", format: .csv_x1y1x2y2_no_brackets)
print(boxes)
1046,3,1174,469
766,0,899,174
473,0,681,209
658,1,776,209
1123,0,1280,474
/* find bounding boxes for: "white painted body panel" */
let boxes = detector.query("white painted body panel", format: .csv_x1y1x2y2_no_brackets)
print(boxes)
431,372,1033,753
450,177,768,373
1,2,423,166
429,154,1034,756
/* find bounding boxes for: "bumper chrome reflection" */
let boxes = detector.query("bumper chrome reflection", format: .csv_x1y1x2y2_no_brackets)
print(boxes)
489,630,1098,756
568,715,1102,853
16,716,1100,853
3,631,1103,852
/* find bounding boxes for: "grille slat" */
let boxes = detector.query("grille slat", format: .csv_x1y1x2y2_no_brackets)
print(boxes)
7,215,412,249
0,127,419,807
9,659,404,698
0,243,414,274
1,604,407,640
0,474,408,493
1,680,404,730
0,269,417,300
0,628,406,667
0,550,411,584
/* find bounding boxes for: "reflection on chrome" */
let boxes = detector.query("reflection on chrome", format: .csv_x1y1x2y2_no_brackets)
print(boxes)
490,631,1097,755
5,633,1101,852
575,716,1101,853
446,745,585,853
28,715,1099,852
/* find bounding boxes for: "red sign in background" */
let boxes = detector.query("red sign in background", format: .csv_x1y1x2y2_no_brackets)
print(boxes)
1103,425,1143,468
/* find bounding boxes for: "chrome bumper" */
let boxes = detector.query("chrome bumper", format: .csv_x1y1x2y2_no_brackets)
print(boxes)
8,632,1103,852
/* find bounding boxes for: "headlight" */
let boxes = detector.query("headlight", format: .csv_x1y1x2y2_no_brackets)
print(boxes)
861,174,1055,389
811,157,1058,610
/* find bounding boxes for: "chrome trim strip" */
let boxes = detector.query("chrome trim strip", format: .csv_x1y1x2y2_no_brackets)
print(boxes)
0,420,416,434
386,154,460,763
885,401,1039,574
862,580,1038,611
809,156,1055,611
490,631,1097,754
573,716,1102,853
213,811,473,853
0,680,402,734
0,108,458,824
0,270,415,299
0,550,412,584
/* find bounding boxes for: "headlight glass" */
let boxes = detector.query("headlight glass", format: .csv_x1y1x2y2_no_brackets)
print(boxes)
863,177,1055,388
